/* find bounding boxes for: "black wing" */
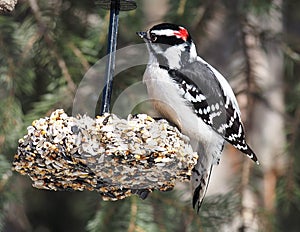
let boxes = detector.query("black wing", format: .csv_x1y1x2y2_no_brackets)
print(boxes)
167,61,259,164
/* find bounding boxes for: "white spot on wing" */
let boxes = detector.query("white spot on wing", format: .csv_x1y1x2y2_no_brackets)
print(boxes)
184,92,194,102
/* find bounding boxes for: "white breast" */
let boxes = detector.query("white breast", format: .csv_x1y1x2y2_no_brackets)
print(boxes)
143,64,219,143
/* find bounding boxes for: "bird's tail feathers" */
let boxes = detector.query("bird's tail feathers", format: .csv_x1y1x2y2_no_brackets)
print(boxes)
232,142,259,165
192,164,213,213
245,145,259,165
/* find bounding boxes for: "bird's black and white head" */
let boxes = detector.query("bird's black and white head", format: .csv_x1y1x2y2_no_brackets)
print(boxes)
137,23,197,69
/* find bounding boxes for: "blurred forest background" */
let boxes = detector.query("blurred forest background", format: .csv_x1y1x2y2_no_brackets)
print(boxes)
0,0,300,231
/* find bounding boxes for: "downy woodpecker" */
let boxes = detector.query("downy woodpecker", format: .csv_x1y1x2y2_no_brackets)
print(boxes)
137,23,259,212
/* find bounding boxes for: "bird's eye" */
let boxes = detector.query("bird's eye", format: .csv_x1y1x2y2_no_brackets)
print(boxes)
150,33,157,42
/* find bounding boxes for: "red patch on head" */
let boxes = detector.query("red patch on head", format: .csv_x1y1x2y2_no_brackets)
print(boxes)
173,27,189,41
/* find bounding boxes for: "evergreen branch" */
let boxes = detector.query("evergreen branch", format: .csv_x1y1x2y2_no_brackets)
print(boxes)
234,89,291,122
0,155,12,192
68,42,90,72
27,0,76,93
191,0,217,34
283,44,300,63
285,106,300,201
177,0,187,16
55,52,76,92
21,33,39,60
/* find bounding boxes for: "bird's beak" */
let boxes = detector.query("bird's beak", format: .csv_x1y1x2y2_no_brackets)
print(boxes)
137,31,148,40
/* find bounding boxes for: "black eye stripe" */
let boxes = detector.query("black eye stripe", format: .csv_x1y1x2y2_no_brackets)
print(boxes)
152,35,185,46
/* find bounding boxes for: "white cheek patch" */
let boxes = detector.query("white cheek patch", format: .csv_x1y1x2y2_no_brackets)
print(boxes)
163,46,181,69
150,44,163,54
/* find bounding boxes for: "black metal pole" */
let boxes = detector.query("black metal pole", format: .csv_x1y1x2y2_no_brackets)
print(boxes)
100,0,120,114
98,0,137,115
